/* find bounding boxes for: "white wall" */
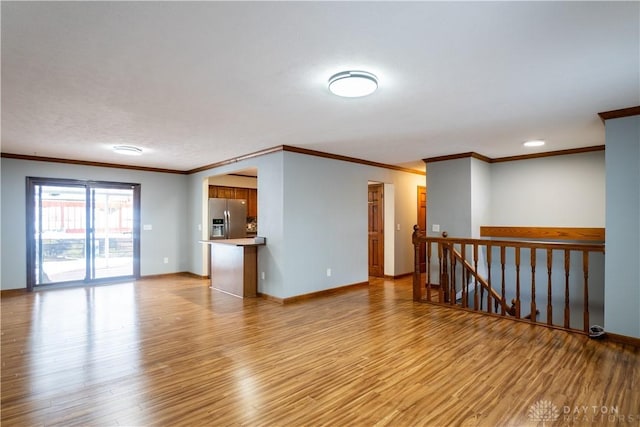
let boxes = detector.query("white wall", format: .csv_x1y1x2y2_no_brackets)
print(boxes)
207,175,257,188
604,115,640,338
388,169,427,275
490,151,605,227
470,157,492,238
383,183,395,276
1,158,189,290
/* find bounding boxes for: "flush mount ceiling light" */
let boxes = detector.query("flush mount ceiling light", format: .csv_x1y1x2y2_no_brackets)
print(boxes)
328,70,378,98
523,139,545,147
112,145,143,156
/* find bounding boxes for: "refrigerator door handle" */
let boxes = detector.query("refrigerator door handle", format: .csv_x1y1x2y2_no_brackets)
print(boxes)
224,210,229,239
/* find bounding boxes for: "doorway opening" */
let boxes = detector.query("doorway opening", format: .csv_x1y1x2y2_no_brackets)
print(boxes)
26,178,140,290
201,168,258,276
417,185,427,273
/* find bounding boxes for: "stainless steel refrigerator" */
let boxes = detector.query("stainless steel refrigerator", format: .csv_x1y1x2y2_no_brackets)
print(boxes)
208,198,247,239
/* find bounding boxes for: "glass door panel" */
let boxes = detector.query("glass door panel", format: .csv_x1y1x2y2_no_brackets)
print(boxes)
92,187,134,279
35,184,88,284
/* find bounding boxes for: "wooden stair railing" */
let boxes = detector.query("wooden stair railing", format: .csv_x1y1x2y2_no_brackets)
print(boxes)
448,246,543,319
412,225,605,335
448,245,515,316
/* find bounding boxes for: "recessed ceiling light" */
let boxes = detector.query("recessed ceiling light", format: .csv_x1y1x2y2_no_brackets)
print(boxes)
328,70,378,98
523,140,545,147
113,145,143,156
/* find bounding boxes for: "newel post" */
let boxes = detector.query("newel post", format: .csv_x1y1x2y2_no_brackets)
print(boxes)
412,225,422,301
440,231,450,303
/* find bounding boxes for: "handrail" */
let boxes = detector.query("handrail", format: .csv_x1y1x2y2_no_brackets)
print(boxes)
480,226,605,242
412,225,605,335
449,246,514,315
417,235,605,252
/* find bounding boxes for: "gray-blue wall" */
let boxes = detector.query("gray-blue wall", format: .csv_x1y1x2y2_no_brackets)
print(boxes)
188,151,425,299
425,157,473,238
424,150,608,333
1,158,189,289
604,115,640,338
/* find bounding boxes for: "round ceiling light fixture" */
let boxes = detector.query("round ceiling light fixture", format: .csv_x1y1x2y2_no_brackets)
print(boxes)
328,70,378,98
523,139,545,147
113,145,143,156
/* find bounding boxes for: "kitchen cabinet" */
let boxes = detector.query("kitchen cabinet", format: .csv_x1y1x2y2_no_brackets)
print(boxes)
201,237,266,298
209,186,236,199
218,186,236,199
212,186,226,198
247,189,258,218
234,188,248,202
209,185,257,218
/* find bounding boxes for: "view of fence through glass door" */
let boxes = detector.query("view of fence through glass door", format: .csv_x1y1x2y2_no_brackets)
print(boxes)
27,178,140,289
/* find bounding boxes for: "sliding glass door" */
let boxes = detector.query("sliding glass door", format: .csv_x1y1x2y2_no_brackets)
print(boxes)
91,186,138,279
27,178,140,290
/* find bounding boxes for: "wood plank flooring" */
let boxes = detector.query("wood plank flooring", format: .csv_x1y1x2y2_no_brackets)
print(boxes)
2,276,639,426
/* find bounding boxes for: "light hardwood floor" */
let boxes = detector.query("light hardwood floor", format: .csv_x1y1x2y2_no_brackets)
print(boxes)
2,276,639,426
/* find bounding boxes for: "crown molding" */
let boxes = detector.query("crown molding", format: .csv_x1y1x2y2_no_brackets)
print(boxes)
598,106,640,121
423,145,605,164
186,146,284,174
2,146,426,176
422,152,491,164
281,145,426,176
492,145,605,163
188,145,425,175
0,152,187,174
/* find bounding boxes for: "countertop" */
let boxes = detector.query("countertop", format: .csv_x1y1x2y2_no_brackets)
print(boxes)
200,237,266,246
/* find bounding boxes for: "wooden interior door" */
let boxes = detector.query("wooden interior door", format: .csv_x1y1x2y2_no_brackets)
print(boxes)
368,184,384,277
417,186,427,273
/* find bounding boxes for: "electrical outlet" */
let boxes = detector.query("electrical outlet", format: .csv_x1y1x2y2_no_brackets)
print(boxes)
432,224,440,232
261,271,265,280
198,224,202,231
396,224,401,231
163,257,169,264
326,268,332,277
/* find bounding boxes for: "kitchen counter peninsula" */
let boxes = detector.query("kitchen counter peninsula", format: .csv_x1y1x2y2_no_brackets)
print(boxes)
200,237,265,298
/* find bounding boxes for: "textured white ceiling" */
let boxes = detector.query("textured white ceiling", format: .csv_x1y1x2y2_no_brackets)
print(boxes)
2,1,638,171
